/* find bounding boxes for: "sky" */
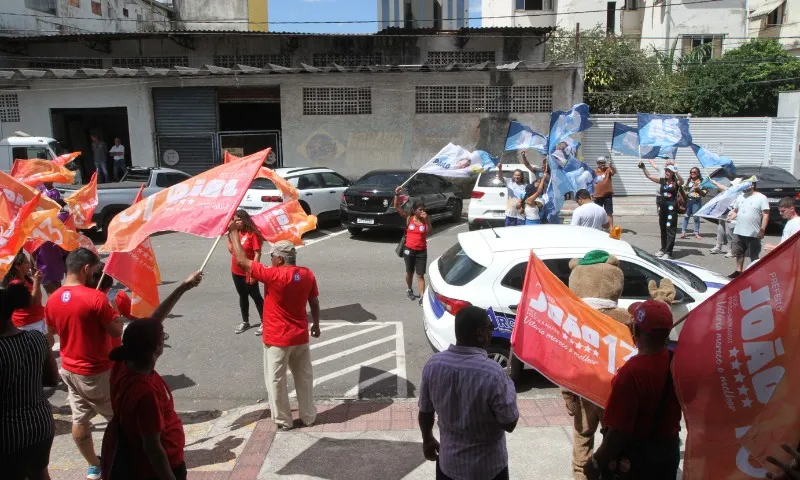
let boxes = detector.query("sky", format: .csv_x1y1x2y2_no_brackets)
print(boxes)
268,0,482,34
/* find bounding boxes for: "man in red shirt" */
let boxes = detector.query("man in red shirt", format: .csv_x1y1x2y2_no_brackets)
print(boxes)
229,234,321,430
583,300,682,480
45,248,125,480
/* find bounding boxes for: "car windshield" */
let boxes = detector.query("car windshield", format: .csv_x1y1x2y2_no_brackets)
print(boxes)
123,170,150,183
48,141,68,156
354,172,412,187
250,178,277,190
438,242,487,286
477,170,531,187
711,167,800,188
633,246,707,293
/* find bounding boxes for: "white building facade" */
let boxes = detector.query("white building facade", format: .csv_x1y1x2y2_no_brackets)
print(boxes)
378,0,469,30
749,0,799,56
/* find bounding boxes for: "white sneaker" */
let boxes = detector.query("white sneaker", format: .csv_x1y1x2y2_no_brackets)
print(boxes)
655,250,665,257
662,254,672,260
725,252,735,258
709,246,723,255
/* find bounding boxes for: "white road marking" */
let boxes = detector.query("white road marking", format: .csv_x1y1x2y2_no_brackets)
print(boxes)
395,321,408,398
309,324,392,349
297,229,348,249
310,335,397,367
319,323,350,332
289,351,397,398
344,368,399,397
429,222,468,240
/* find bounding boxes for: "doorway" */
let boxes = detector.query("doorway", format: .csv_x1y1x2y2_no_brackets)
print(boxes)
217,86,282,166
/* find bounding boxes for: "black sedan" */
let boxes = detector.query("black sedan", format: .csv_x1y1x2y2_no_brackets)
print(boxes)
340,169,462,234
707,166,800,225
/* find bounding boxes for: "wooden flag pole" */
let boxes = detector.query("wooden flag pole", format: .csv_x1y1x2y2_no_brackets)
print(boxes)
95,271,106,291
199,235,224,272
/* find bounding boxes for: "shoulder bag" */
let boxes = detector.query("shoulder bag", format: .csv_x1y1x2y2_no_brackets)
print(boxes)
395,217,409,258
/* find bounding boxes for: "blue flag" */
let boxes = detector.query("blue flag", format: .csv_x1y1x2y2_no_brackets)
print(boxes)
637,113,693,148
472,150,500,169
505,121,547,154
699,177,715,190
658,146,677,159
611,123,661,159
549,103,593,154
691,144,734,170
696,179,753,219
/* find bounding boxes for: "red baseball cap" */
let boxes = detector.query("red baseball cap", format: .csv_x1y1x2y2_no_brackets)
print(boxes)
628,300,674,332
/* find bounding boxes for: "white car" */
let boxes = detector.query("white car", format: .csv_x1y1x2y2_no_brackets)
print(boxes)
239,167,352,222
422,225,729,373
467,164,538,230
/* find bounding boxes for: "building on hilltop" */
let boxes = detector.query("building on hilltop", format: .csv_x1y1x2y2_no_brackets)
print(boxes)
378,0,470,30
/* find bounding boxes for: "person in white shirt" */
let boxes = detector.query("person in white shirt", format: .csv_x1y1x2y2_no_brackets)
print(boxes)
571,189,609,231
765,197,800,252
727,178,769,278
497,161,528,227
109,138,126,182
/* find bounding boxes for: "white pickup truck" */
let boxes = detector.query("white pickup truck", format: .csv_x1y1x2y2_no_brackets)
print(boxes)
59,167,191,232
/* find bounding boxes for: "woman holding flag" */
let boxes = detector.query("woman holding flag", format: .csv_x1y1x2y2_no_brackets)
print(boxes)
395,186,431,306
638,162,684,260
497,162,528,226
2,253,47,336
680,167,706,240
226,210,266,335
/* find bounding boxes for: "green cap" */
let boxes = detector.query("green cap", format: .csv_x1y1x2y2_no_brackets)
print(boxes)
578,250,609,266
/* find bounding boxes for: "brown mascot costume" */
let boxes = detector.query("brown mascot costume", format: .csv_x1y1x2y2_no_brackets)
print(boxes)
561,249,675,480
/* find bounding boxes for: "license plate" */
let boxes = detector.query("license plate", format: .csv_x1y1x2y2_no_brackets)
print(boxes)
493,212,505,218
768,198,779,204
357,218,375,225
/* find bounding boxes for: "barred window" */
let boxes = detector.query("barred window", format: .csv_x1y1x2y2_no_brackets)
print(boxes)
311,54,383,67
111,56,189,68
415,85,552,114
213,54,290,68
303,87,372,115
29,58,103,69
426,51,496,66
0,94,20,123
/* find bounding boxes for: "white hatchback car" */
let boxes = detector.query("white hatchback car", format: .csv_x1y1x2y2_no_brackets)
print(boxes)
467,164,539,230
239,167,352,222
422,225,729,372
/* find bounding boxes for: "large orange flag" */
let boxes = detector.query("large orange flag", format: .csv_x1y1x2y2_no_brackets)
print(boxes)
53,152,81,167
251,200,318,246
0,170,61,213
672,233,800,479
23,209,82,253
11,158,76,187
223,150,298,201
64,172,98,229
102,149,268,253
0,193,39,278
104,186,161,318
511,251,637,408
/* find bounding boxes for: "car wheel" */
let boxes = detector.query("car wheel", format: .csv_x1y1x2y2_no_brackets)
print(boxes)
486,344,510,369
450,199,462,223
509,353,524,382
348,227,363,235
299,201,311,215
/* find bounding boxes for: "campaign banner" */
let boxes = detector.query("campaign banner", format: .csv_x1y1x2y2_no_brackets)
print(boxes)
22,208,82,253
418,143,497,178
672,232,800,479
696,180,753,220
0,194,39,278
511,251,637,407
224,150,299,201
548,103,593,154
11,158,76,187
637,113,693,148
691,144,735,170
251,199,318,246
102,149,267,253
0,170,61,214
64,172,98,229
505,121,548,154
53,152,81,167
611,123,661,159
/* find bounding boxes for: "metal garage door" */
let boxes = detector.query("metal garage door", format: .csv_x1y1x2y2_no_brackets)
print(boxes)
581,115,799,196
152,87,218,173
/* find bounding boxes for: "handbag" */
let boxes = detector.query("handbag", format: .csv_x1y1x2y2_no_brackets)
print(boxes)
676,187,688,215
395,217,409,258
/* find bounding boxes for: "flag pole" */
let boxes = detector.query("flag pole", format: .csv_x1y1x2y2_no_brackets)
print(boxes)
199,235,224,272
95,272,106,291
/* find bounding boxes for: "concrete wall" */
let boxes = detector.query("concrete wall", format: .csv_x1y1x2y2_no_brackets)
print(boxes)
172,0,249,31
2,80,156,167
640,0,747,54
778,91,800,176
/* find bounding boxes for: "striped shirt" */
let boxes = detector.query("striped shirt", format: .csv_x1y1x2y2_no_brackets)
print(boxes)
419,345,519,480
0,330,54,455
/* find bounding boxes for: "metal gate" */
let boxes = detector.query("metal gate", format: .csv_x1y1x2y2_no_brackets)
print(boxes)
152,87,218,173
581,115,799,196
218,131,282,167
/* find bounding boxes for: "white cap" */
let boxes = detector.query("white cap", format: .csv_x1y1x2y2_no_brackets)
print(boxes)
596,156,608,163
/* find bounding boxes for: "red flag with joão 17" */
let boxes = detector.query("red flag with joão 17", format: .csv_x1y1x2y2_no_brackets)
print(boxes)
101,149,269,253
672,232,800,479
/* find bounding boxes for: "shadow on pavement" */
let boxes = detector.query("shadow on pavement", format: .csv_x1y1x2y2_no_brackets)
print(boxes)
161,373,197,391
184,435,244,468
513,370,557,394
277,437,424,480
228,408,268,431
319,304,377,323
348,229,401,244
316,400,392,425
356,366,416,399
179,409,223,426
670,248,703,259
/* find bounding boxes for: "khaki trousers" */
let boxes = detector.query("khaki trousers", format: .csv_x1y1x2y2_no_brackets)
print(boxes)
263,343,316,428
563,390,603,480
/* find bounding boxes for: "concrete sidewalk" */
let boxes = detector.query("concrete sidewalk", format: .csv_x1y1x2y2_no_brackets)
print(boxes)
48,398,686,480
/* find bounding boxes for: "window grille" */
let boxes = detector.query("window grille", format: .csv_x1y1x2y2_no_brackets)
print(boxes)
213,54,290,68
111,56,189,68
311,54,383,67
303,87,372,115
426,51,496,66
415,85,552,114
0,94,21,123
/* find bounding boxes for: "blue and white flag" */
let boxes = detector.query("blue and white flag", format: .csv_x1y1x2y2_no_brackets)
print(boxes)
505,121,548,154
696,179,753,219
637,113,693,148
657,146,677,159
690,144,734,170
699,177,715,190
611,123,660,159
548,103,593,154
418,143,497,178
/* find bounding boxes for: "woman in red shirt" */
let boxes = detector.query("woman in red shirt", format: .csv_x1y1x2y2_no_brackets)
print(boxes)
226,210,266,335
2,252,47,336
394,186,432,306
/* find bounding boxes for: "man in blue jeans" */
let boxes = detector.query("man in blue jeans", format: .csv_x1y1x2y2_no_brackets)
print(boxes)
91,134,109,183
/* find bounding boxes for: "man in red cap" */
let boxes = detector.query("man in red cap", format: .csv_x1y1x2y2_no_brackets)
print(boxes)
583,300,682,480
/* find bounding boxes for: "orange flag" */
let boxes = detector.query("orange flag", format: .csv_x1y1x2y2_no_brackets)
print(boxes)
0,170,61,213
11,159,76,187
53,152,81,167
102,149,267,253
251,199,318,246
0,195,12,227
64,172,98,229
511,251,637,408
0,193,39,278
104,186,161,317
672,232,800,479
223,150,298,201
23,208,82,254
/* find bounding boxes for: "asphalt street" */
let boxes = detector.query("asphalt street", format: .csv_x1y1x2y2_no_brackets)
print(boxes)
48,214,781,413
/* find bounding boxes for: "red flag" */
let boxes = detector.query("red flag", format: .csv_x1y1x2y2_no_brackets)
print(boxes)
672,233,800,479
102,149,268,253
64,172,98,229
0,193,40,278
0,195,11,227
23,209,82,253
223,150,298,201
53,152,81,167
0,170,61,213
251,200,318,246
11,158,76,187
104,186,162,317
511,251,636,408
76,232,98,255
